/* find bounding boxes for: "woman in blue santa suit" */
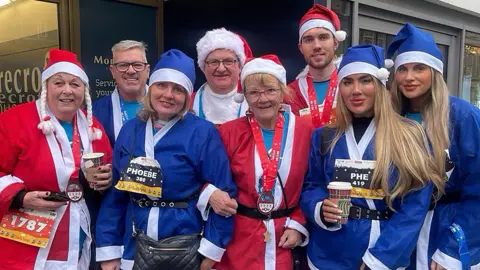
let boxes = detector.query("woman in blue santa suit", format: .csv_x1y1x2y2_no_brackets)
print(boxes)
95,49,237,270
387,23,480,270
301,44,444,270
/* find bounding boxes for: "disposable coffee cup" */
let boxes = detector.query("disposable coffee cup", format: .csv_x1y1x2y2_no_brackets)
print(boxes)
327,182,353,224
82,152,104,188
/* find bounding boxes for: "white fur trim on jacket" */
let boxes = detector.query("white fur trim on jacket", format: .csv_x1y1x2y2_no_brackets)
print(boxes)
196,28,246,72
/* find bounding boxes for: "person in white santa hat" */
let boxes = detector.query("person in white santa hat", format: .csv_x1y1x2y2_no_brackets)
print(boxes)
200,54,312,270
286,4,347,129
192,27,253,126
0,48,112,269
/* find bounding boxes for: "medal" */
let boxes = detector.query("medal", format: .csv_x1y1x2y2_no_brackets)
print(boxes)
66,181,83,202
257,190,275,215
305,70,338,128
248,112,285,216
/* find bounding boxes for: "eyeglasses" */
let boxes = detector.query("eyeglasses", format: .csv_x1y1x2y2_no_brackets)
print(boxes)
244,88,280,101
205,58,238,69
112,62,148,72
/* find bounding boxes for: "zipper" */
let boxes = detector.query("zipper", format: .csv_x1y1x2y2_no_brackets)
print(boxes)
148,246,187,251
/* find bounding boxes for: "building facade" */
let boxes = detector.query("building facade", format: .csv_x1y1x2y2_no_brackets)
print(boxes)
0,0,479,113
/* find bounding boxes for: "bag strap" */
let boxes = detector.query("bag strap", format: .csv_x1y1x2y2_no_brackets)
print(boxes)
125,123,139,236
320,127,333,156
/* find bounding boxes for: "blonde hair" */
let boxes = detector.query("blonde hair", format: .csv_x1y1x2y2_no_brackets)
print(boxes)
391,69,450,181
112,40,148,62
138,85,191,122
329,77,444,209
243,73,292,100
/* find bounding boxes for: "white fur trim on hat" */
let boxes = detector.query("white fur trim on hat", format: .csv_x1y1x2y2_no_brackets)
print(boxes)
240,58,287,88
299,19,336,42
394,51,443,74
196,28,246,72
149,68,194,95
42,61,89,84
338,62,387,86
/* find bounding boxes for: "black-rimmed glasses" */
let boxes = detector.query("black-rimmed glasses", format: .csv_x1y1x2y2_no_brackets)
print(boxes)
205,58,238,69
112,62,148,72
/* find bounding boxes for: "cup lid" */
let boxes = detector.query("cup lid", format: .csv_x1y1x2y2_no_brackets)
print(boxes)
82,152,104,159
327,181,353,190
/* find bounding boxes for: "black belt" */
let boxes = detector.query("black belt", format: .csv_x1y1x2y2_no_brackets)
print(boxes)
348,206,392,220
237,203,294,220
429,191,461,210
132,197,190,208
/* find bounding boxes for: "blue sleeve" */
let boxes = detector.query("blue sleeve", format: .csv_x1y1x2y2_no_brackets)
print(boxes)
197,126,238,260
93,97,115,148
95,131,130,261
437,109,480,265
300,128,330,228
365,182,434,269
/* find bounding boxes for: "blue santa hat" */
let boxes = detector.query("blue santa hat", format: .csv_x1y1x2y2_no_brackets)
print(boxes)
149,49,196,95
338,44,392,85
386,23,443,74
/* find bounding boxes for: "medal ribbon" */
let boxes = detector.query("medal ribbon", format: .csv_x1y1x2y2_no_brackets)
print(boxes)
306,69,338,128
449,223,470,270
249,112,284,192
70,114,82,180
119,98,129,124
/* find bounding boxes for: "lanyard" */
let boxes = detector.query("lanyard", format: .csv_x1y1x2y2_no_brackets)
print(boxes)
70,115,82,180
198,86,242,119
306,70,338,128
449,223,471,270
248,112,284,192
119,97,129,124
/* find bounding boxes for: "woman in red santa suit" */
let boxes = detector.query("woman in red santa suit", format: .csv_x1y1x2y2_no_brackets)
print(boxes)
213,55,312,270
0,48,112,269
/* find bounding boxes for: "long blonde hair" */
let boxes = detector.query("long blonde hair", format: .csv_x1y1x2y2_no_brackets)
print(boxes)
391,69,450,179
329,77,443,209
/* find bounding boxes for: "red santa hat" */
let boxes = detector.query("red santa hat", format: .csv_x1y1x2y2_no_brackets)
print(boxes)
234,54,286,103
299,4,347,42
38,48,102,141
196,28,253,72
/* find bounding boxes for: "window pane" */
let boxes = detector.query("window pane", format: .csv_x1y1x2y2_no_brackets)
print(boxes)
331,0,352,57
0,0,59,113
464,41,480,108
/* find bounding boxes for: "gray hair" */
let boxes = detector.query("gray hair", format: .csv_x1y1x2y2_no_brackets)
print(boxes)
111,40,148,62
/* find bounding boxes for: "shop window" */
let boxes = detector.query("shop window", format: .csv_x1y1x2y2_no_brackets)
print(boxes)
0,0,59,113
463,32,480,108
331,0,352,57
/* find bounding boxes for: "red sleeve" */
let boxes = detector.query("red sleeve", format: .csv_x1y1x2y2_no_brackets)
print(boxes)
285,80,308,116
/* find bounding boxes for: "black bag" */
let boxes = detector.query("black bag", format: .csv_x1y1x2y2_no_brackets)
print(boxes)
132,230,202,270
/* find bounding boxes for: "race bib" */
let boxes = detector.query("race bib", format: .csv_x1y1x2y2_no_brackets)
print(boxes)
333,159,384,199
0,208,57,248
116,157,163,197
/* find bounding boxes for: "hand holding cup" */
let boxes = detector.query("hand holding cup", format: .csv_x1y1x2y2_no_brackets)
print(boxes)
326,182,353,224
82,153,111,191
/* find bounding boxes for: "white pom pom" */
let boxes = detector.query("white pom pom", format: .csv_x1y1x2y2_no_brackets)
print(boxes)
233,93,244,103
384,59,394,69
377,68,390,81
89,127,103,141
37,120,55,135
334,31,347,42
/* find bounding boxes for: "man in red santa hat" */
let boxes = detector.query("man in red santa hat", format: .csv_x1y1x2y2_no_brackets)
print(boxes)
286,4,347,129
192,28,253,126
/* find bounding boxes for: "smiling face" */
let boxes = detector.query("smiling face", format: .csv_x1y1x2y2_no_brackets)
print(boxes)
203,49,241,93
110,48,150,99
149,81,187,121
298,27,338,70
339,73,376,118
46,72,85,122
395,63,432,100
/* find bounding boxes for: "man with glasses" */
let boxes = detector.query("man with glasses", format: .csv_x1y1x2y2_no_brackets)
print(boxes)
192,28,252,126
93,40,150,147
286,4,346,129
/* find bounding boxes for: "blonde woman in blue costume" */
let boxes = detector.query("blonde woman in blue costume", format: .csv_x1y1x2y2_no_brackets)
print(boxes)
301,44,444,270
388,23,480,270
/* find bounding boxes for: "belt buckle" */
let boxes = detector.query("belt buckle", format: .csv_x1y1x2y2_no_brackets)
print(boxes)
349,206,361,219
137,198,146,208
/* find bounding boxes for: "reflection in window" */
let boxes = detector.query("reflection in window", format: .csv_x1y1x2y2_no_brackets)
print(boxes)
331,0,352,58
0,0,59,113
464,37,480,108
